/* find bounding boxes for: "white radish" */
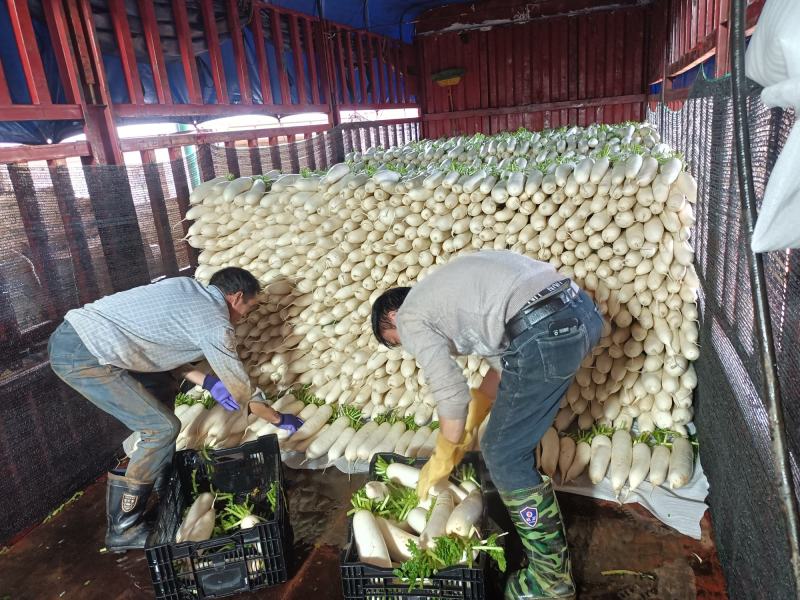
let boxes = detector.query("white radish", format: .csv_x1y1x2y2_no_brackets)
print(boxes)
353,510,392,568
406,507,427,534
564,440,591,483
386,462,422,488
365,481,390,500
376,517,420,562
445,489,483,537
369,421,407,459
589,432,612,484
648,445,671,486
345,421,379,463
176,492,214,543
327,426,357,464
357,421,392,461
420,490,454,549
305,415,350,460
627,440,651,493
393,428,417,456
184,507,216,542
558,436,576,484
416,428,439,458
668,436,693,489
609,429,633,494
287,404,332,447
539,427,560,478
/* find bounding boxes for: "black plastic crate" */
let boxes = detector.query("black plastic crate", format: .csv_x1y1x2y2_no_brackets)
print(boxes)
340,452,496,600
145,434,293,600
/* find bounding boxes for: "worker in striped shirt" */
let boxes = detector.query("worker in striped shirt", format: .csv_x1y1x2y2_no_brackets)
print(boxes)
48,267,302,552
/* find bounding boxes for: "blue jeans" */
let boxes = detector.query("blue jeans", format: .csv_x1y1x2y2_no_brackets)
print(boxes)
48,321,180,483
481,290,603,493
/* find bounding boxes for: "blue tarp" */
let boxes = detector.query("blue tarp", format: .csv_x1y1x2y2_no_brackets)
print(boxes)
0,0,459,144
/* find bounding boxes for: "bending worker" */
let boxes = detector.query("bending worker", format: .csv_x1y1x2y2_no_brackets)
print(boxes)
48,267,303,552
371,250,603,600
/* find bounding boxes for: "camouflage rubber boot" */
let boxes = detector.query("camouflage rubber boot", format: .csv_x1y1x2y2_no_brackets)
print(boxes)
499,477,575,599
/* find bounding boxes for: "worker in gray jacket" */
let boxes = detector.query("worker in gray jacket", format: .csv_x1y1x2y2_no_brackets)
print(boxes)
371,250,603,600
48,267,302,552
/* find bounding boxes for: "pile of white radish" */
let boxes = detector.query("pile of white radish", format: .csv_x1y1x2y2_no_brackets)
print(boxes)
173,387,266,451
184,121,701,487
537,424,696,495
349,457,505,585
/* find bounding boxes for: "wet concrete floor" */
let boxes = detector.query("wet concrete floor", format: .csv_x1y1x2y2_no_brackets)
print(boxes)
0,466,726,599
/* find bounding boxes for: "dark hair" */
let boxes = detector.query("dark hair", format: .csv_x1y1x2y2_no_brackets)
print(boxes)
371,287,411,347
209,267,261,299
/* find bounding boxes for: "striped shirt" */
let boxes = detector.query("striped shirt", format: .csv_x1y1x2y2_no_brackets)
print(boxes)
64,277,251,404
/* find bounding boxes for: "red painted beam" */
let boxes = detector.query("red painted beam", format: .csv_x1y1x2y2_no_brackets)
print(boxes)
226,0,251,104
137,0,172,103
251,6,273,105
0,58,11,105
6,0,52,104
334,27,348,104
65,0,96,87
199,0,228,103
339,117,420,130
344,29,356,104
376,37,388,105
109,0,144,104
368,36,380,104
338,102,419,111
270,9,291,104
356,32,368,104
288,14,307,105
648,87,690,104
0,141,91,164
303,18,321,105
113,102,329,119
118,124,328,152
42,0,83,104
0,104,83,121
422,94,647,121
171,0,202,104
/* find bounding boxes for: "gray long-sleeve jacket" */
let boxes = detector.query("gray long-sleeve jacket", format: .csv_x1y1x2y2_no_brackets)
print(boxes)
64,277,251,404
396,250,563,420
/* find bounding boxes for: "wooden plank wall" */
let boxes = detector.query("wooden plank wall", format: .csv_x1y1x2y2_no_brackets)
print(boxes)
647,0,764,109
418,7,648,138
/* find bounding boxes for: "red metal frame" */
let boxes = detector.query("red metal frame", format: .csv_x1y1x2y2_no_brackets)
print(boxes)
171,0,202,104
288,14,308,105
108,0,144,104
117,124,329,153
251,5,273,105
137,0,173,104
199,0,228,104
6,0,52,105
225,0,251,104
271,11,292,105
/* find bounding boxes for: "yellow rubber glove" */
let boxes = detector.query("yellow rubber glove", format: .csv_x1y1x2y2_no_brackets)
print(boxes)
464,388,493,433
416,431,473,499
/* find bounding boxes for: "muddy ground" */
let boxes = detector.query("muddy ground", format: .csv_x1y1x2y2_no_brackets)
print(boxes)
0,466,726,599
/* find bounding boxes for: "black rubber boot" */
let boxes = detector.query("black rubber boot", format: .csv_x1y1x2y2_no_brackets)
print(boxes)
105,472,153,552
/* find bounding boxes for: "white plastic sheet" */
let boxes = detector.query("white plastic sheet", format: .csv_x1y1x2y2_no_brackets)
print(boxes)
554,459,710,540
745,0,800,252
280,449,710,540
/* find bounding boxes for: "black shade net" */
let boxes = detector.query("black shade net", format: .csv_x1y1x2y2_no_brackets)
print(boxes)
649,73,798,599
0,120,420,544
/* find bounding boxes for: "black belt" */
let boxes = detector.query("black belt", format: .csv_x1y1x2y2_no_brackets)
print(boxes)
506,280,580,340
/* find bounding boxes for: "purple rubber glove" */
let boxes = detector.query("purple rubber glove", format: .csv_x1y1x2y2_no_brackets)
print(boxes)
202,374,240,411
277,413,304,434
